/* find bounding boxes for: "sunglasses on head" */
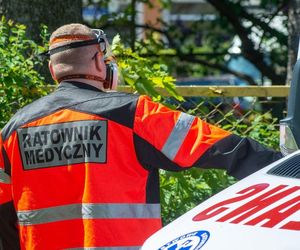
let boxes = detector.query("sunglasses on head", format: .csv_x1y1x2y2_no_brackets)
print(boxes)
40,29,107,57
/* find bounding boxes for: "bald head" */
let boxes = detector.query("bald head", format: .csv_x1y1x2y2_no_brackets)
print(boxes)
49,23,104,81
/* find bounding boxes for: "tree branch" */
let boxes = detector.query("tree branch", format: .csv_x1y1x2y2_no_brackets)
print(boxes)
130,0,137,51
178,54,257,85
236,1,287,44
206,0,285,84
258,0,289,48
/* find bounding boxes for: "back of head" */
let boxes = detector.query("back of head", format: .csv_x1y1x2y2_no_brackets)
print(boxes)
49,24,100,80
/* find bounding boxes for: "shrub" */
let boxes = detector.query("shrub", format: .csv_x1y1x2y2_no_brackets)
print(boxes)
0,17,47,128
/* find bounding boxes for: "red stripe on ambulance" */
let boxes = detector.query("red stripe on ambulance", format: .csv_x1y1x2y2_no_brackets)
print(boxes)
193,183,300,231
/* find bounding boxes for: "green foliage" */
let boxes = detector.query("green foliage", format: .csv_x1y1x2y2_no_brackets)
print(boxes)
0,17,47,128
111,34,183,102
160,168,236,225
247,114,280,150
222,111,280,150
85,0,288,84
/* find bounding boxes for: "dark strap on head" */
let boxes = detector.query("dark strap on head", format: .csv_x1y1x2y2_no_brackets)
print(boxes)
41,38,104,57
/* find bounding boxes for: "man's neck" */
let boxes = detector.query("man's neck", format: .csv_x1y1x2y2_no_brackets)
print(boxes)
64,79,106,91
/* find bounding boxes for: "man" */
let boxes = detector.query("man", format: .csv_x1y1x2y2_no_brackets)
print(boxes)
0,23,282,249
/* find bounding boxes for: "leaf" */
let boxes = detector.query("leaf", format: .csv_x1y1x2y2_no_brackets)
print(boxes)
0,18,48,127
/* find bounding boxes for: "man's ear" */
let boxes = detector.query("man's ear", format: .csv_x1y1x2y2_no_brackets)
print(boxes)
48,61,57,81
94,52,106,78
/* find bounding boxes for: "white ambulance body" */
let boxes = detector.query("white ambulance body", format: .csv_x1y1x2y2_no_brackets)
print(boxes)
142,151,300,250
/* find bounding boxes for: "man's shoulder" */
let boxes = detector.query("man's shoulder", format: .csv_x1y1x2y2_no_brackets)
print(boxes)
1,93,55,141
106,90,140,99
17,94,52,115
1,90,141,140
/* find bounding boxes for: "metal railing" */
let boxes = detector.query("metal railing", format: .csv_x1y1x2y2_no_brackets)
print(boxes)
117,85,289,97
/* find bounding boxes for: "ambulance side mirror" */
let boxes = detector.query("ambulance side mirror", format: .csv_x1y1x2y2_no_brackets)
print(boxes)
280,39,300,155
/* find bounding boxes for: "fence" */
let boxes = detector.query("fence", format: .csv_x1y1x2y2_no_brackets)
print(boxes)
117,85,290,97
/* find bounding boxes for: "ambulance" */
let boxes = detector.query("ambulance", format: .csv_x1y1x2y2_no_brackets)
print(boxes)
141,51,300,250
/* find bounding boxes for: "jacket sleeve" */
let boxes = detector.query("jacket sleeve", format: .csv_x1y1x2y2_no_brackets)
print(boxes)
0,133,20,250
133,96,282,179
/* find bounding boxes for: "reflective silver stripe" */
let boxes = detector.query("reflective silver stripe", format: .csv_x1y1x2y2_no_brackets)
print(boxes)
0,168,11,184
18,203,161,226
161,112,195,160
68,247,140,250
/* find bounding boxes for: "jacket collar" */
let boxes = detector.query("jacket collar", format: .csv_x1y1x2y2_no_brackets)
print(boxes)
58,81,103,92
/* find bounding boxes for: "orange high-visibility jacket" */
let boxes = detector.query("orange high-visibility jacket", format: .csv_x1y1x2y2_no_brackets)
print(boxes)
0,81,281,249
